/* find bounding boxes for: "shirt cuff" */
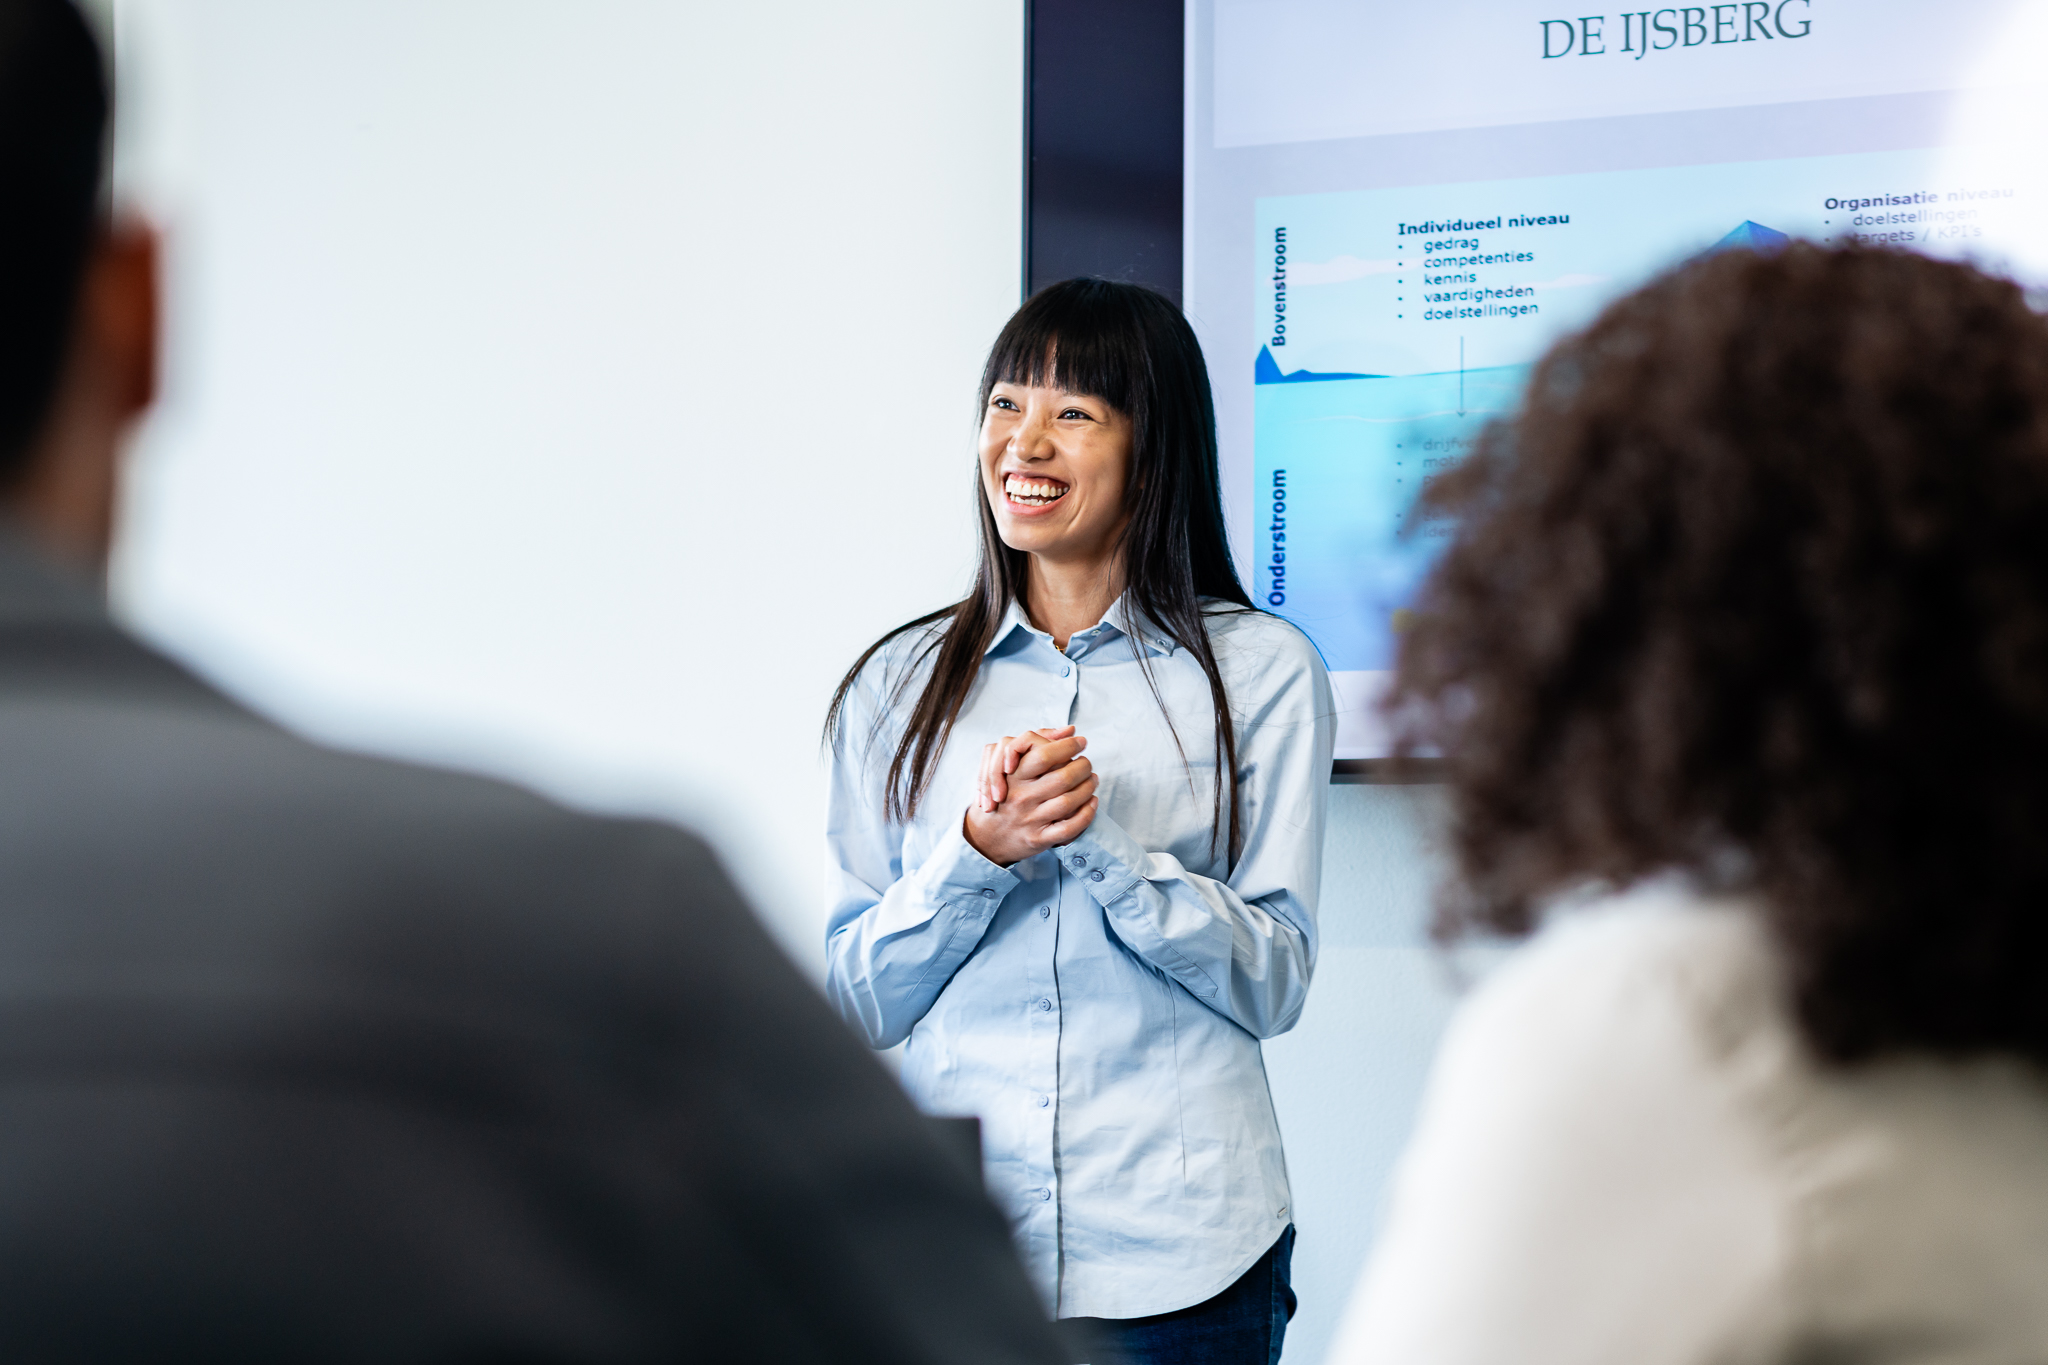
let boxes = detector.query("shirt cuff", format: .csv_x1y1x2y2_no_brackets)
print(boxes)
925,813,1026,911
1055,814,1149,905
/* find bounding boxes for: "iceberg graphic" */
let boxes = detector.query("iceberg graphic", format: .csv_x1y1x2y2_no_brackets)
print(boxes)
1707,220,1790,255
1255,345,1380,385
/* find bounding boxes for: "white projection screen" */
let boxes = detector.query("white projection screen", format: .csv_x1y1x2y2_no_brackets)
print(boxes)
1188,0,2048,763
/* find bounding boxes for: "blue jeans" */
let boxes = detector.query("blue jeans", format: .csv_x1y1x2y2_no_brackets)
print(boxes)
1061,1226,1296,1365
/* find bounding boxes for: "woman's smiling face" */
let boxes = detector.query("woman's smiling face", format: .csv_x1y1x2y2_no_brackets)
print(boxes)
978,378,1133,568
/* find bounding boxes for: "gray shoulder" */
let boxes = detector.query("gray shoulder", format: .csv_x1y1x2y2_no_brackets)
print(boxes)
0,693,810,1054
289,734,736,909
283,737,813,1014
108,705,752,957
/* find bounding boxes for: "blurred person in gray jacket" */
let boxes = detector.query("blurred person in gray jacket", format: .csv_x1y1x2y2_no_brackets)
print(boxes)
0,3,1067,1361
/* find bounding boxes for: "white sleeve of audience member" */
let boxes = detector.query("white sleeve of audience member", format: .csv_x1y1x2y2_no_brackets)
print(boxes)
1324,907,1789,1365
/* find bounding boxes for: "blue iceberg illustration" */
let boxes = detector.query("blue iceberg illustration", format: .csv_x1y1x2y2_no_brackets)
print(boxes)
1255,345,1380,385
1707,220,1790,255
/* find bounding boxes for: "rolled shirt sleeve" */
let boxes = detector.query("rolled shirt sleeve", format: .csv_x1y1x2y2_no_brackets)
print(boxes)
1055,812,1314,1039
826,815,1021,1049
1055,618,1333,1039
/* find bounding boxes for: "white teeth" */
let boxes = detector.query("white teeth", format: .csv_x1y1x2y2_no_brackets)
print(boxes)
1005,475,1069,504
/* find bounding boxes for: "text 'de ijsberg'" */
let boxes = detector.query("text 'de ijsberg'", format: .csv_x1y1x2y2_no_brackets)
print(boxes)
1540,1,1811,59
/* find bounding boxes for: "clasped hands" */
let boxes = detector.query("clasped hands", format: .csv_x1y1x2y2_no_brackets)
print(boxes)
961,725,1100,867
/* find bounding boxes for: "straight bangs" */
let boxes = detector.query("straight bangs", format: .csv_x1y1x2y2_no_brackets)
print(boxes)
978,285,1145,422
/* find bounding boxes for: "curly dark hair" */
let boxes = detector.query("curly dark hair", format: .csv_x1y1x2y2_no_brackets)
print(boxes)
1391,243,2048,1065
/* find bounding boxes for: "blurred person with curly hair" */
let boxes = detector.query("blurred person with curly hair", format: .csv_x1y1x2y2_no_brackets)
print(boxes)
1329,243,2048,1365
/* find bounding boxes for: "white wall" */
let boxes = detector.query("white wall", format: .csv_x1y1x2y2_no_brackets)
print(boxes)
107,0,1023,969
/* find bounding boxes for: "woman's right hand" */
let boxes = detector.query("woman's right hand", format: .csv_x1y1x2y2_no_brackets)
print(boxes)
964,728,1099,866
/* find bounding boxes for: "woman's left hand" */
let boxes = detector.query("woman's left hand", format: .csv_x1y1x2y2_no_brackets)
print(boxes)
977,726,1074,812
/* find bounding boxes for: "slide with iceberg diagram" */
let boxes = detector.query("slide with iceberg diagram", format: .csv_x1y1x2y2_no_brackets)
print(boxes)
1251,147,2024,715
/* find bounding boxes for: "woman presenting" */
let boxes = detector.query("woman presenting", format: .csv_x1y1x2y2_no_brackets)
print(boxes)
824,279,1335,1365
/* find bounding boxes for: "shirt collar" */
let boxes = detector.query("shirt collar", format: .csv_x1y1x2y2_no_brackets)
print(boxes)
981,593,1178,658
983,597,1036,656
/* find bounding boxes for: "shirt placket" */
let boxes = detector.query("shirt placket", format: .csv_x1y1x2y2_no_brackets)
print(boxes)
1032,636,1088,1308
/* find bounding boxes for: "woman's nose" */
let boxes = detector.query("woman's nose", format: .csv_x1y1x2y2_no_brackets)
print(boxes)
1009,413,1055,459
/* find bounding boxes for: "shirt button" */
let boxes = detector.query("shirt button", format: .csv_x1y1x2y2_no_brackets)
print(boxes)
1091,870,1105,882
1037,1187,1053,1201
1035,996,1052,1012
1070,855,1086,868
1036,1093,1050,1108
981,888,996,899
1039,905,1050,919
1060,664,1071,677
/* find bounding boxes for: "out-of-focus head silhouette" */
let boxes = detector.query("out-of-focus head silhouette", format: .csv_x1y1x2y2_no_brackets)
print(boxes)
1392,244,2048,1066
0,0,154,568
0,0,107,470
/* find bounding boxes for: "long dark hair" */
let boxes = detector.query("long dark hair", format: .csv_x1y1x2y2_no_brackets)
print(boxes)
826,278,1256,860
1391,243,2048,1065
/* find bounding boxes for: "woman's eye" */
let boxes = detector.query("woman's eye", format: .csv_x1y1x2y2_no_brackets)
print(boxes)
1060,408,1092,421
993,397,1019,411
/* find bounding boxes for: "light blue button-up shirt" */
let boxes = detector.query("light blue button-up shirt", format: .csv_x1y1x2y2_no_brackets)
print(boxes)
825,596,1336,1319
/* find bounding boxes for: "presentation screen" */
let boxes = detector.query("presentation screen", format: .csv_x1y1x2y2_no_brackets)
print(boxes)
1188,0,2048,760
